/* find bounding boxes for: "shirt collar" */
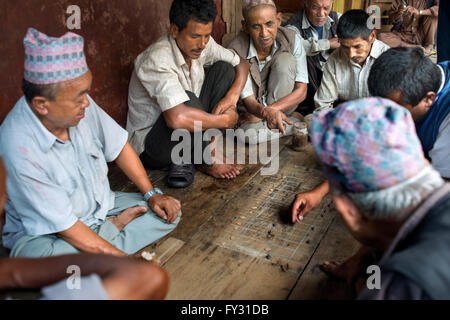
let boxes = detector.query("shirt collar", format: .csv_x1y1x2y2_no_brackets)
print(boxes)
438,64,445,94
247,37,279,62
301,12,334,31
20,97,58,153
169,34,188,68
369,40,386,60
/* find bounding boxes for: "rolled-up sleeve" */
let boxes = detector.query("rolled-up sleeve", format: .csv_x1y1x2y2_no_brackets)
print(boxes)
87,96,128,162
136,53,190,112
314,56,339,110
293,34,309,83
7,160,78,236
204,37,241,67
240,74,255,100
286,25,331,57
430,1,439,17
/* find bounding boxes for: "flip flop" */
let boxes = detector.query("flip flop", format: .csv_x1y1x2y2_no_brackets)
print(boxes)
167,163,195,188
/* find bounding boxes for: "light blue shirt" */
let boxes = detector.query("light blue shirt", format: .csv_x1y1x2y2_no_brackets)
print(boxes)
0,96,128,249
240,33,309,105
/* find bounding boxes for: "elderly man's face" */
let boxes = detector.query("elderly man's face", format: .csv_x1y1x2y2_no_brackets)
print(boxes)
244,6,281,53
305,0,333,27
171,19,213,62
42,71,92,129
332,193,381,248
339,31,375,66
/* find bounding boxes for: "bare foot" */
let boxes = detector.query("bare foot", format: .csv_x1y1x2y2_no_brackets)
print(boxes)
319,258,364,286
109,206,148,231
199,163,243,179
200,138,244,179
423,45,436,56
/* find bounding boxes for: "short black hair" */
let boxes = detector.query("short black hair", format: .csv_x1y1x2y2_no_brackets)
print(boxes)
368,47,442,106
169,0,218,32
22,78,61,104
337,9,374,41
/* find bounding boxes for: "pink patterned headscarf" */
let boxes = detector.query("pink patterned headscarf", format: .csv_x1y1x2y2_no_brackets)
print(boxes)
311,97,428,193
23,28,88,85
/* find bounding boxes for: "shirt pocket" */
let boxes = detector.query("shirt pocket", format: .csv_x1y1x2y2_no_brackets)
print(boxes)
87,138,109,182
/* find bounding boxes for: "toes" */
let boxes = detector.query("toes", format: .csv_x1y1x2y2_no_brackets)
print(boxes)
138,206,148,213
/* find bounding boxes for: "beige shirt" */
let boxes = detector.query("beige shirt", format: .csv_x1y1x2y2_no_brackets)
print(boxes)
314,39,390,111
127,34,241,155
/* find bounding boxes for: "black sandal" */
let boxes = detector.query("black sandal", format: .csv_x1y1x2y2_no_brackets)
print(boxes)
167,163,195,188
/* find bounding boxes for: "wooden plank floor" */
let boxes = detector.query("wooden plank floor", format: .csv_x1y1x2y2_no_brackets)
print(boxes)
111,136,361,300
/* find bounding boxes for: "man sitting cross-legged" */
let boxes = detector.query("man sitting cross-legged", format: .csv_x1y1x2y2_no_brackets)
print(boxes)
127,0,250,188
228,0,309,145
0,28,181,258
0,157,170,300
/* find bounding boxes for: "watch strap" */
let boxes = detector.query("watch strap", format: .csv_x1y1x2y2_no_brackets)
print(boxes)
144,188,164,201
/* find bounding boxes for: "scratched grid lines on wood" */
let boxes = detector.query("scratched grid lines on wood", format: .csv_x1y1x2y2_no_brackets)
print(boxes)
213,165,336,274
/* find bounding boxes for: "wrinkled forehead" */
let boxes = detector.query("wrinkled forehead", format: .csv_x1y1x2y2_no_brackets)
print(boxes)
305,0,333,7
245,4,278,23
242,0,276,16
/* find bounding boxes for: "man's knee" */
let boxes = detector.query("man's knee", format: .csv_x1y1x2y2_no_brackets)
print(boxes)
170,210,182,229
209,61,236,82
10,235,78,258
140,265,169,299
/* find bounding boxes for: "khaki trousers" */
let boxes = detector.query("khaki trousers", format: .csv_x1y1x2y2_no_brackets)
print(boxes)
378,15,438,48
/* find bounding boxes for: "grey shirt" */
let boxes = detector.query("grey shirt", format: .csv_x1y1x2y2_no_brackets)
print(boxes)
0,96,128,249
358,183,450,300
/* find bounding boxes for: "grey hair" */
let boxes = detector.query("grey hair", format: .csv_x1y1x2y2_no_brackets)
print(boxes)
347,166,445,221
304,0,333,7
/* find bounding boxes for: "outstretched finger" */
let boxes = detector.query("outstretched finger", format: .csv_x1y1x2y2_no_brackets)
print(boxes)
277,116,286,136
291,199,305,223
283,114,293,126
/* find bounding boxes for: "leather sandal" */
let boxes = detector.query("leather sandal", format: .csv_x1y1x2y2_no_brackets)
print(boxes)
167,163,195,188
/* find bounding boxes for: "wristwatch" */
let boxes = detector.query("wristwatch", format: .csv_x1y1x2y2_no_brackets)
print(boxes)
419,10,423,15
143,187,164,201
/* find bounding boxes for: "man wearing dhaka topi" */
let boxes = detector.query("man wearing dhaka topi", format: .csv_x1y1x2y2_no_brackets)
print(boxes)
0,28,181,258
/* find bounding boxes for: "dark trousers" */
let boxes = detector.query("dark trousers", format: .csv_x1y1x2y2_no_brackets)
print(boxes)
296,56,323,116
140,61,236,169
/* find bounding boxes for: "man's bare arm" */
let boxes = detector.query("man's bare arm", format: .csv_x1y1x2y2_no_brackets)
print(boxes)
268,82,308,113
58,221,127,257
213,57,250,114
115,142,153,195
162,58,248,131
163,103,238,132
0,253,168,300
